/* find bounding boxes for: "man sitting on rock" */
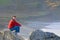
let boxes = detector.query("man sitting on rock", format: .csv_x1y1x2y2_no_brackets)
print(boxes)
8,16,22,36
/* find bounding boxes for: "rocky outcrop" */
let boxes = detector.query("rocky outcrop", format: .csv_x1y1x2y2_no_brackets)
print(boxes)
0,30,60,40
0,30,24,40
29,30,60,40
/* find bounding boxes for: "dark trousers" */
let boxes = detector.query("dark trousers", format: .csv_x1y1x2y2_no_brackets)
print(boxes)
10,26,20,35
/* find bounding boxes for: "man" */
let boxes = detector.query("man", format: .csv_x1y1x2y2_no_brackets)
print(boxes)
8,16,22,35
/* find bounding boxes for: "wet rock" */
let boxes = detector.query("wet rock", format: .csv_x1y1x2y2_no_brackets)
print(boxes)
29,30,60,40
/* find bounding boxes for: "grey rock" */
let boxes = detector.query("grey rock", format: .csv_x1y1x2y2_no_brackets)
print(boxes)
0,30,24,40
29,30,60,40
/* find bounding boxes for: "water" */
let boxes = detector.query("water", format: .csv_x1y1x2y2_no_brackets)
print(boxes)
0,13,60,39
13,21,60,39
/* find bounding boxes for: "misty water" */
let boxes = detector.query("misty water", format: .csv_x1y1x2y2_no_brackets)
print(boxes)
0,13,60,39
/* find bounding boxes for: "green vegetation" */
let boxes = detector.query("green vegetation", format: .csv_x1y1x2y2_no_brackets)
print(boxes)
0,0,10,5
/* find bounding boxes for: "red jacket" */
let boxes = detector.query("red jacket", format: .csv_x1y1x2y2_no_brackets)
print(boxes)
8,19,21,29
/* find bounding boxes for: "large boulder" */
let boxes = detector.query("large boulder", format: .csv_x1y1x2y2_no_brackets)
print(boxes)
0,30,24,40
29,30,45,40
29,30,60,40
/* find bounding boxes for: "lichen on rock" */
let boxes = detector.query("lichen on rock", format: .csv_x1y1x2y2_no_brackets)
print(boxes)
0,30,24,40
